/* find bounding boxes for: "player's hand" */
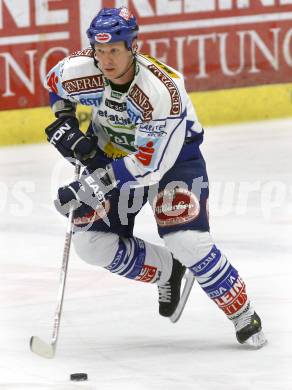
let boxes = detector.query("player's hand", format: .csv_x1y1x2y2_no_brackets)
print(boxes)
54,167,115,217
45,116,97,162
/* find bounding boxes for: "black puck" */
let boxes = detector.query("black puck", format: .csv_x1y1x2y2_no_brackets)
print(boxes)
70,373,88,381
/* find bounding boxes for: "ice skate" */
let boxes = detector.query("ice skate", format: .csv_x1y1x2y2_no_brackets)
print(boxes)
158,258,186,317
169,270,195,323
232,306,267,348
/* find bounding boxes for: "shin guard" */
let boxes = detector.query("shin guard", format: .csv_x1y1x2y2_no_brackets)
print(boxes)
189,245,249,318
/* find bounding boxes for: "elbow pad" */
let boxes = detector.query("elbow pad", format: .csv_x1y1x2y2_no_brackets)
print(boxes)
51,98,77,118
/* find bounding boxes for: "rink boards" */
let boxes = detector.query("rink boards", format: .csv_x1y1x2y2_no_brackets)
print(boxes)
1,82,291,146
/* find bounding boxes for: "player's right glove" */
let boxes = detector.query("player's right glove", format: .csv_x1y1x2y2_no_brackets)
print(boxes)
54,179,108,228
45,116,97,163
54,180,95,218
54,166,116,222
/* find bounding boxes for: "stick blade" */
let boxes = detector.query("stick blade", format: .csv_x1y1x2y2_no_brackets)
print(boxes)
30,336,55,359
170,271,195,323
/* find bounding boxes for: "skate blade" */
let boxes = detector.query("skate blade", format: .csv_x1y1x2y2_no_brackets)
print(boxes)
244,330,267,349
170,271,195,323
30,336,55,358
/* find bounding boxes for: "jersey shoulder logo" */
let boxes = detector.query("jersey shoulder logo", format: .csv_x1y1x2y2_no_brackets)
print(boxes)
128,84,153,121
47,72,59,94
62,75,104,96
69,48,94,58
147,63,182,116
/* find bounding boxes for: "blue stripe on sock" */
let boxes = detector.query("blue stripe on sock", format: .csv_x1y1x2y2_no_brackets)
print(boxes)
201,266,239,298
124,238,146,280
188,246,240,300
105,239,128,272
106,237,146,280
189,245,221,276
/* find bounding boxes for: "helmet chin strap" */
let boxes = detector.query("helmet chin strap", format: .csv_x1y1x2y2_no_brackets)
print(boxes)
112,55,135,81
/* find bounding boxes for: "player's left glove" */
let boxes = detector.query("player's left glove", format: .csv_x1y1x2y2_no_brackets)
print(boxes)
54,166,117,217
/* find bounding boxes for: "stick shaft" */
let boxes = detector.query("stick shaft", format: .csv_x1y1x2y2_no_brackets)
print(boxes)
51,160,81,347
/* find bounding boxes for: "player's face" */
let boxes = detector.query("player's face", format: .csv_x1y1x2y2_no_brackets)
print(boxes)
94,41,134,84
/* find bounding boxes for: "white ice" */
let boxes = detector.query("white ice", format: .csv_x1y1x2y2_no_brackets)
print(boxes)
0,118,291,390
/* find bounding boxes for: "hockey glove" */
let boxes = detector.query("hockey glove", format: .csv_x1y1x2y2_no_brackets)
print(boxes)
55,167,116,217
45,116,97,162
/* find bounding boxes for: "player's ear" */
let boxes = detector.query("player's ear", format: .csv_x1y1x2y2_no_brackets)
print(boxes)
93,44,98,60
131,39,138,54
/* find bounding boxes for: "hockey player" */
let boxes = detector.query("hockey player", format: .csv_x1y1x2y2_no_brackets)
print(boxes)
45,7,266,347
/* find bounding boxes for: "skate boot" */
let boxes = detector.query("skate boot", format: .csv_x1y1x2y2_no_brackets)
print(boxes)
232,305,267,348
158,258,186,317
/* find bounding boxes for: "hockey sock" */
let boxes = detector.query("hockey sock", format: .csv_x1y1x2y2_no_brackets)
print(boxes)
105,236,173,285
188,245,249,318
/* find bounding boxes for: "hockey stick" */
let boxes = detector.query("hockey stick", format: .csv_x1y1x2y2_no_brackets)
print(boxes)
30,158,81,358
170,271,195,323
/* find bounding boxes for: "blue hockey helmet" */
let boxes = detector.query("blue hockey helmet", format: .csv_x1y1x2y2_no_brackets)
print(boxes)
86,7,139,50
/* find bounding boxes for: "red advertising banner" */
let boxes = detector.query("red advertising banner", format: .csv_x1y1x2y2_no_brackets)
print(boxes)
1,0,292,111
0,0,81,110
134,0,292,91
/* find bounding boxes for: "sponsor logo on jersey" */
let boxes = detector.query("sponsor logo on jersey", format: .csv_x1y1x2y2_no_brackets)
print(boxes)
95,32,112,43
62,75,104,95
105,98,127,112
97,109,132,127
103,125,136,152
139,121,167,137
148,64,181,116
135,141,155,166
79,96,102,107
128,84,153,121
111,90,123,100
127,106,142,125
47,71,59,94
154,188,200,226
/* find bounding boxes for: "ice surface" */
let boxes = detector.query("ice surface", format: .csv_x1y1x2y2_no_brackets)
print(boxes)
0,118,291,389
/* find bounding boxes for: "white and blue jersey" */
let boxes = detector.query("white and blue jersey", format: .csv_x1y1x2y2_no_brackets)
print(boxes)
46,49,204,190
